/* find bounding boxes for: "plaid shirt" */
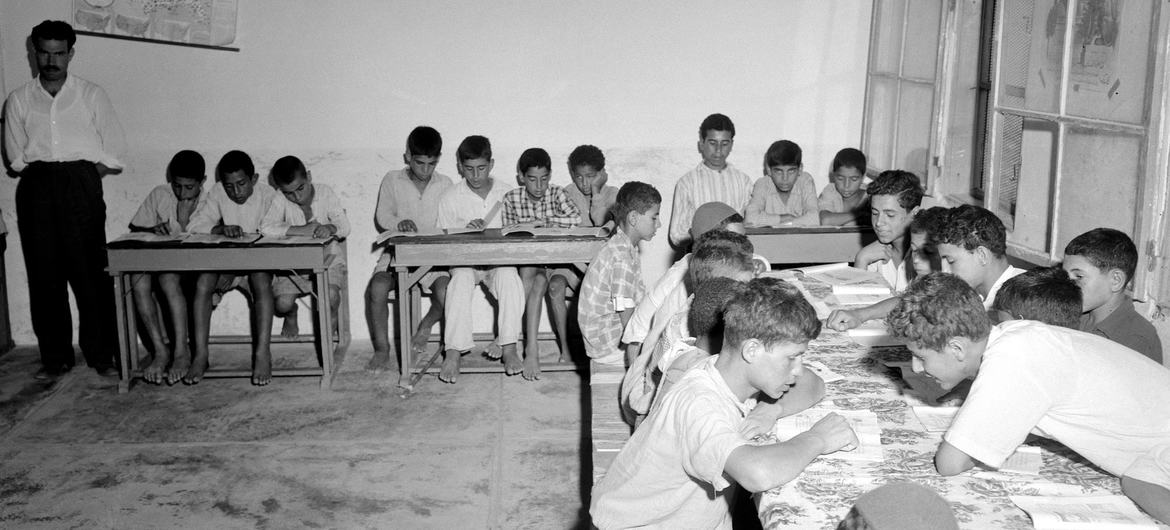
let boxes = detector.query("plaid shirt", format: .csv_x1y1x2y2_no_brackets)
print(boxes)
579,228,645,365
502,185,581,227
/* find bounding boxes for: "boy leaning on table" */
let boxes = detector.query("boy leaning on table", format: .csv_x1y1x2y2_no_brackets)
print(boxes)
888,272,1170,524
590,278,856,530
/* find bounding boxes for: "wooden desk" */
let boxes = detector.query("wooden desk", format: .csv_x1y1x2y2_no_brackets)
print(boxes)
746,226,876,265
386,230,607,387
107,239,350,393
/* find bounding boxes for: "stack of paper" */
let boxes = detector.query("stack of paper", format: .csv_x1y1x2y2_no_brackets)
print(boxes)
846,320,904,347
772,408,883,462
1010,495,1158,529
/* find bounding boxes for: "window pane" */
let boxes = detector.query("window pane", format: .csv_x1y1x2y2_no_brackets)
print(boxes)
873,0,907,75
865,76,898,171
998,0,1061,113
1055,126,1140,252
1066,0,1153,124
896,81,934,180
1002,116,1058,252
902,0,942,79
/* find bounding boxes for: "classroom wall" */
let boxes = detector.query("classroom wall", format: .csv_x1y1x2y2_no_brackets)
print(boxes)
0,1,872,345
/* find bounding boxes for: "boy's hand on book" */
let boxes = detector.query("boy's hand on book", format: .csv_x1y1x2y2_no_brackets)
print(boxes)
397,219,417,232
466,219,486,230
222,225,244,238
808,413,858,454
826,309,862,331
150,223,171,235
312,224,336,238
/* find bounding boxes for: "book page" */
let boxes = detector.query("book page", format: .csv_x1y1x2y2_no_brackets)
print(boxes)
1010,495,1157,529
772,408,883,462
375,228,442,244
256,235,331,245
112,232,187,244
182,233,261,245
1000,445,1042,475
912,405,958,432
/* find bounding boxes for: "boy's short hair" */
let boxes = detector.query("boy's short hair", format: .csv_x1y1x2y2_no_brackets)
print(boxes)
1064,227,1138,285
611,181,661,225
934,204,1007,257
167,150,206,181
888,273,992,351
866,170,923,211
832,148,867,175
910,206,948,236
270,155,307,186
764,140,802,168
723,277,820,348
690,202,744,240
31,20,76,47
688,232,754,288
516,148,551,175
688,277,748,339
568,145,605,172
456,135,492,163
216,150,255,181
992,266,1081,328
406,126,442,158
698,113,735,140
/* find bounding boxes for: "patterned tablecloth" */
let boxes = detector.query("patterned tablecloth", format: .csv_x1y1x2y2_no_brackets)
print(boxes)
755,276,1130,529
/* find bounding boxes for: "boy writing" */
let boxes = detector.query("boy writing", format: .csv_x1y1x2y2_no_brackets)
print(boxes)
186,150,278,385
818,148,869,226
745,140,819,227
564,144,618,227
260,155,350,339
128,149,206,385
365,126,453,372
502,147,581,380
852,170,923,292
888,273,1170,523
990,266,1082,328
436,135,523,383
1063,228,1163,363
668,113,754,249
590,278,857,529
579,181,661,367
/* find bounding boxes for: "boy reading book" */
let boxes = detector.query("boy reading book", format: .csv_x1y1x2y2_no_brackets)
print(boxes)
818,148,869,226
745,140,819,227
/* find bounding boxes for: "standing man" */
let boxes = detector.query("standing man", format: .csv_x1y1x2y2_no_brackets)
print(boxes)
3,20,125,378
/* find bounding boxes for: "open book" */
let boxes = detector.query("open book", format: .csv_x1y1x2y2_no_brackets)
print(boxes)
772,408,883,462
111,232,187,244
181,233,262,245
501,220,615,238
374,226,483,245
1010,495,1158,529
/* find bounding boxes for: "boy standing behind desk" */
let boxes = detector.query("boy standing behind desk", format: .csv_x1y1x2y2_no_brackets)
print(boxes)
745,140,819,227
128,150,207,385
436,135,522,383
564,145,618,227
668,113,753,249
186,150,278,385
502,148,581,380
818,148,869,226
260,155,350,339
365,126,453,372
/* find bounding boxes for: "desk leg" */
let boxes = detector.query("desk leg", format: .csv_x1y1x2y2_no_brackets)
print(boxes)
396,266,412,388
113,273,131,394
317,268,334,390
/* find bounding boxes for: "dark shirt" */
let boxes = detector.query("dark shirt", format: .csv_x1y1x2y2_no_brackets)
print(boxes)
1080,298,1163,364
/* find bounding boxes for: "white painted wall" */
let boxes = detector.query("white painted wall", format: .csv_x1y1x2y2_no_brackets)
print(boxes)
0,0,871,345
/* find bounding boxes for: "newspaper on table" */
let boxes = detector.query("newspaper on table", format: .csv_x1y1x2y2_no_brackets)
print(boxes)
772,408,883,462
1010,495,1158,529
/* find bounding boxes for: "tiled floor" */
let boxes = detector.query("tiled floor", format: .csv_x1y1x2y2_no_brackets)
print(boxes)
0,342,591,529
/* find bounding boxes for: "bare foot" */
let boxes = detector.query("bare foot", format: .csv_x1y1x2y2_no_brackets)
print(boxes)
501,344,522,376
409,331,431,354
142,350,171,385
182,352,209,385
522,351,541,381
366,350,394,373
252,348,272,386
280,316,299,338
439,349,463,384
483,340,503,360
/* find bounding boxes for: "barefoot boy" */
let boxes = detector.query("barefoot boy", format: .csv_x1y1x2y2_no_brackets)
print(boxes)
260,155,350,339
502,147,581,380
591,277,857,529
888,273,1170,524
435,135,523,383
564,144,618,227
128,150,206,384
745,140,819,227
818,148,869,226
186,150,278,385
365,126,453,372
668,113,753,249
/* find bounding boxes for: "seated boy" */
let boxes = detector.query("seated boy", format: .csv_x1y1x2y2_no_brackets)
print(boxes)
908,206,948,277
668,113,754,249
578,181,661,367
366,126,453,372
128,149,206,385
1063,228,1163,363
186,150,278,385
260,155,350,339
502,147,582,380
991,266,1081,328
653,277,747,406
852,170,923,292
563,144,618,227
590,278,857,529
436,135,523,383
746,140,819,227
818,148,869,226
887,273,1170,524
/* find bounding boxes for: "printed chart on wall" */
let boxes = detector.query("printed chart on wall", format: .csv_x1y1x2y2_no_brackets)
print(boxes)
72,0,238,48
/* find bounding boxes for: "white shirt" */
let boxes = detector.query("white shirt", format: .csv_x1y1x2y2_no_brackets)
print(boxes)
745,172,820,227
187,182,277,234
436,179,513,230
668,163,753,248
260,183,351,239
374,168,453,232
622,254,691,345
983,265,1026,309
3,75,126,173
130,184,207,234
591,356,755,530
946,320,1170,477
867,251,912,293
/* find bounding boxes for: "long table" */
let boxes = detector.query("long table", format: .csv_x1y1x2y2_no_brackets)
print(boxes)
746,226,876,265
386,230,607,387
106,238,350,393
755,273,1124,529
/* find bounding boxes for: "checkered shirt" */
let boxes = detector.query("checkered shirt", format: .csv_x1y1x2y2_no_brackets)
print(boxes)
579,228,645,365
502,185,581,227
